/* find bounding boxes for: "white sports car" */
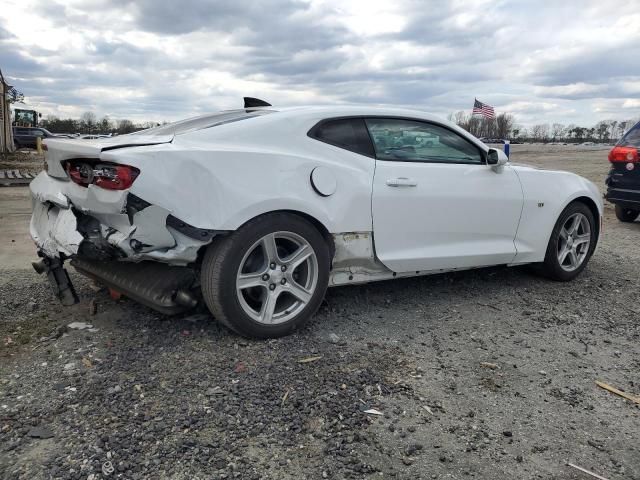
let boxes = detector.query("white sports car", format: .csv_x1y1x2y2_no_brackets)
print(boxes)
30,99,602,338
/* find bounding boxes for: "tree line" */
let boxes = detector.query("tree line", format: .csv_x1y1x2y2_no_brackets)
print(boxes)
449,111,639,143
40,112,162,135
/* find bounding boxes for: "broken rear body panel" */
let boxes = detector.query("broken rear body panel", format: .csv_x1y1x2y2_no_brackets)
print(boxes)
31,135,217,266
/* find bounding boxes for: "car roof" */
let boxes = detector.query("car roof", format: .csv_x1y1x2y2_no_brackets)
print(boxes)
267,104,445,121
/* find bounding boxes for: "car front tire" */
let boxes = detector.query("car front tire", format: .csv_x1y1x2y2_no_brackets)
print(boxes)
201,213,330,338
614,205,639,223
539,202,597,281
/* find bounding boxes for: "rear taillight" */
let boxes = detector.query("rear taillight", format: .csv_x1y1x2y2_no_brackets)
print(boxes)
64,161,140,190
608,146,638,163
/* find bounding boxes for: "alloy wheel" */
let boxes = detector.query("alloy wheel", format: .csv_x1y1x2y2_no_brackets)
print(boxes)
557,212,591,272
236,231,319,324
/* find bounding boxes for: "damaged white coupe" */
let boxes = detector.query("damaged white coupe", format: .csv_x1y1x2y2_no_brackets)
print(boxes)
30,99,603,338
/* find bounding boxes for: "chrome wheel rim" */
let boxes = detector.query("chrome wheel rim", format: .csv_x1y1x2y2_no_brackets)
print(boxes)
236,231,318,325
557,213,591,272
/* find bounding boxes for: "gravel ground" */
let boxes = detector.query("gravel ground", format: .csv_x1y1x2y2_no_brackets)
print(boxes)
1,145,639,479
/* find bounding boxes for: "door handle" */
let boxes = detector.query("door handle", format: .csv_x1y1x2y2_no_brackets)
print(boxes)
386,177,417,187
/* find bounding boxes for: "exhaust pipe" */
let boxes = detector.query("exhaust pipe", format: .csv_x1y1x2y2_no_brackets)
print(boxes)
174,289,198,308
34,255,79,306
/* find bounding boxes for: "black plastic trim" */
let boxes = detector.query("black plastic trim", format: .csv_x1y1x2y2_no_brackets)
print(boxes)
166,215,225,241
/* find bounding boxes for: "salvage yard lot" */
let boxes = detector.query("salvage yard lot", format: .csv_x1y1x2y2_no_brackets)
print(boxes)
1,145,638,479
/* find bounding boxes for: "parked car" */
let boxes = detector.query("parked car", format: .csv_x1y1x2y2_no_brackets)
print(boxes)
13,127,70,149
605,120,640,222
30,102,602,338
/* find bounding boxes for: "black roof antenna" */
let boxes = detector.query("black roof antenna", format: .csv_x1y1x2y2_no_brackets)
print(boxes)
244,97,272,108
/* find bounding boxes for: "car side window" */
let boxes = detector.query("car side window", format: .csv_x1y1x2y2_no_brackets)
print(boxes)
308,118,375,157
32,130,44,136
365,118,484,165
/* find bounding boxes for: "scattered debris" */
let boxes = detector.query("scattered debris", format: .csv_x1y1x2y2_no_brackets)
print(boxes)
82,357,93,369
328,333,341,344
595,380,640,405
27,426,54,439
477,302,502,311
298,355,323,364
480,362,499,369
281,388,290,406
567,463,610,480
363,408,384,416
422,405,434,415
206,386,222,396
102,460,115,476
233,361,247,373
67,322,93,330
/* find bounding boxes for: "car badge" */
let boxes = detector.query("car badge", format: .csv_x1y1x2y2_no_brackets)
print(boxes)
626,162,635,171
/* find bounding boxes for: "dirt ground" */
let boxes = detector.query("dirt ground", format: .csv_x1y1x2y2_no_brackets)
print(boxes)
1,145,638,480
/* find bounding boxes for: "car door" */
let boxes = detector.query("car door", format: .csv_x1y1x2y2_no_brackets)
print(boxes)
368,117,523,273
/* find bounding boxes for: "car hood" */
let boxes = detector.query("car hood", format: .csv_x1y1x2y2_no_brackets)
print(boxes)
44,134,174,178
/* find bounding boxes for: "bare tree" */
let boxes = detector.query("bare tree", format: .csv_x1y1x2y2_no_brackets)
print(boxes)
495,113,514,139
551,123,564,141
531,124,550,142
80,111,97,133
117,119,135,134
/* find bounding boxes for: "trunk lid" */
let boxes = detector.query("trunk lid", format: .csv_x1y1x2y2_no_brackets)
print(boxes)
44,134,174,178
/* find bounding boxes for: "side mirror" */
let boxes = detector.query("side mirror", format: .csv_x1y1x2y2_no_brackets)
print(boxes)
487,148,508,173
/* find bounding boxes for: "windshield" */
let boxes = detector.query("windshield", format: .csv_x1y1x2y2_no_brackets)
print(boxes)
129,109,275,137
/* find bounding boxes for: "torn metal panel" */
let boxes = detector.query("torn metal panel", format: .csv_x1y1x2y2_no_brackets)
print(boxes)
330,231,394,286
64,183,128,216
30,202,83,258
130,205,176,250
29,172,69,208
142,228,210,265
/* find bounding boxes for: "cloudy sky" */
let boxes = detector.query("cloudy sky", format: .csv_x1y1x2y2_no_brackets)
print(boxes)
1,0,639,127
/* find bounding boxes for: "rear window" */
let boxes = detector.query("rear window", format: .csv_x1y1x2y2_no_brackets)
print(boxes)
619,121,640,147
308,118,375,157
131,109,275,137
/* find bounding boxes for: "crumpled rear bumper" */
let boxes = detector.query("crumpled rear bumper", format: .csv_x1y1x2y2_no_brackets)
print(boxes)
29,171,217,265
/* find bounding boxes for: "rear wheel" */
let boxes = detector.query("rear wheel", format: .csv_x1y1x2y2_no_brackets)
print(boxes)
201,213,330,338
614,205,639,223
539,202,597,281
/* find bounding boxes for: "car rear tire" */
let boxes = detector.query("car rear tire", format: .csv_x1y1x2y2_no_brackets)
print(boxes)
614,205,639,223
539,202,597,281
201,213,330,338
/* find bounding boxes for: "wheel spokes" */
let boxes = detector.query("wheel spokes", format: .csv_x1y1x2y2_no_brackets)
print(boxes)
237,272,266,290
261,233,280,265
574,233,590,246
283,244,312,270
259,289,280,323
567,215,580,234
286,281,313,304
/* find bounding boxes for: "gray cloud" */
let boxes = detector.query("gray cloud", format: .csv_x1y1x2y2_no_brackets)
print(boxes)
0,0,639,126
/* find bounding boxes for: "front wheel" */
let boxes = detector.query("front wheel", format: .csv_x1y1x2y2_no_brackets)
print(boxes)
539,202,597,281
614,205,639,223
201,213,330,338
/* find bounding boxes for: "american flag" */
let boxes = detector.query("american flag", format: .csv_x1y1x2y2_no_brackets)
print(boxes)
472,99,495,119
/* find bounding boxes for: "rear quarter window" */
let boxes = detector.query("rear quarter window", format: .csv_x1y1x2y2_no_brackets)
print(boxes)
308,118,375,157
